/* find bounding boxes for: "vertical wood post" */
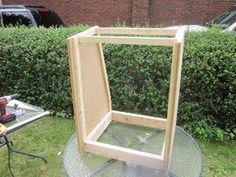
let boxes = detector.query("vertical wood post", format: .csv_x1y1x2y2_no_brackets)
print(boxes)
163,39,184,172
67,37,87,151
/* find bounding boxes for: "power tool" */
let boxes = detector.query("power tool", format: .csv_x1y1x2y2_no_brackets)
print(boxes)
0,94,20,124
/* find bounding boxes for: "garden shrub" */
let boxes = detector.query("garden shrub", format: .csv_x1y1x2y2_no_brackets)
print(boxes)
181,28,236,141
103,28,236,141
0,26,235,141
0,25,88,118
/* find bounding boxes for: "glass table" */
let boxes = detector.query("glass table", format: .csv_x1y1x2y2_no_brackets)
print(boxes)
64,122,203,177
1,100,50,177
5,100,50,134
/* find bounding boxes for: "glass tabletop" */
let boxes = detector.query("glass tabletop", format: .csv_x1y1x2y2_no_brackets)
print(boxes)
63,122,203,177
5,100,50,134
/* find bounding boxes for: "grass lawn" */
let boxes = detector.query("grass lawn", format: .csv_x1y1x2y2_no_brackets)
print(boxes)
199,140,236,177
0,116,235,177
0,117,74,177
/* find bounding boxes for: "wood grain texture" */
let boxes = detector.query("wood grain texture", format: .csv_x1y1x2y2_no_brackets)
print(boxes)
78,42,110,136
163,31,184,171
67,37,86,151
86,112,112,141
79,36,176,46
96,27,177,36
112,110,167,129
85,140,164,170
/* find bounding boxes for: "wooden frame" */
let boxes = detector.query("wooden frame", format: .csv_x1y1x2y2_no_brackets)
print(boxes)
67,26,185,173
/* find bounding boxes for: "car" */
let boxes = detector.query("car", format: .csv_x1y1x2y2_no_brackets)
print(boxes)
0,5,64,27
226,22,236,31
207,5,236,30
164,25,207,32
165,5,236,32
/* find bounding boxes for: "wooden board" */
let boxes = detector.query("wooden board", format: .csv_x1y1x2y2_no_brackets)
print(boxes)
68,37,86,151
78,42,111,136
112,110,167,129
87,112,112,141
84,140,164,170
67,26,185,172
163,40,184,171
79,36,175,46
96,27,177,36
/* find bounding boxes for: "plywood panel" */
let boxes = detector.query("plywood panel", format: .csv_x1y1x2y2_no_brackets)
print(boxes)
78,42,110,136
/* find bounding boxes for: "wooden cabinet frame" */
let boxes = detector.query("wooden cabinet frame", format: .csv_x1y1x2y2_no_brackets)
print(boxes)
67,26,185,173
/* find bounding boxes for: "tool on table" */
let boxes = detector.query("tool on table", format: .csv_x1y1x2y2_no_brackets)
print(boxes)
0,94,20,124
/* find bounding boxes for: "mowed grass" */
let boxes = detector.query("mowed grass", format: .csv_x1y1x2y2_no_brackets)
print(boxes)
199,140,236,177
0,117,74,177
0,116,235,177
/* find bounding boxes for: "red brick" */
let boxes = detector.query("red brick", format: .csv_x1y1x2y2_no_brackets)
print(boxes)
2,0,236,26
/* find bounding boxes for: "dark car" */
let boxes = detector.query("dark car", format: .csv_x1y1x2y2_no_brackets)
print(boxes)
207,5,236,29
166,5,236,32
0,5,64,27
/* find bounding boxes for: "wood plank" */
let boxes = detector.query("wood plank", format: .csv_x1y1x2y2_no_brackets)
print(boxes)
96,40,112,111
84,140,164,170
163,40,184,172
79,36,176,46
112,111,167,129
163,44,179,172
175,27,185,43
78,42,111,136
68,26,98,39
96,27,177,36
67,37,87,151
86,112,112,141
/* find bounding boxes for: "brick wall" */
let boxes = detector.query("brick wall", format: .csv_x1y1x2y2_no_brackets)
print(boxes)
131,0,150,25
150,0,236,27
3,0,236,26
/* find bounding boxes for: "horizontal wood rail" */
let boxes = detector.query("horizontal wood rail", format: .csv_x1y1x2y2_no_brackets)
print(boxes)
79,36,176,46
112,111,167,129
85,140,164,170
96,27,177,36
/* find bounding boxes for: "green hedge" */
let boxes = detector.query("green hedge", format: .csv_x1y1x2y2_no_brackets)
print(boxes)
0,25,87,117
104,29,236,141
181,29,236,141
0,26,235,141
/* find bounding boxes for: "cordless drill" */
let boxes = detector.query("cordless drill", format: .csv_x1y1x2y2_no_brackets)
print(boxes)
0,94,20,124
